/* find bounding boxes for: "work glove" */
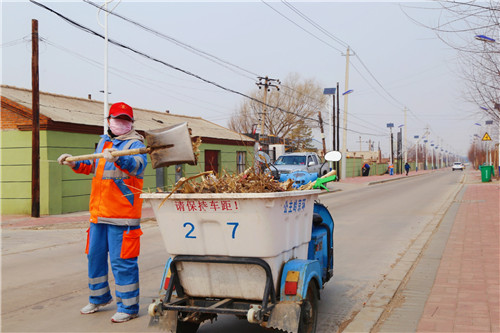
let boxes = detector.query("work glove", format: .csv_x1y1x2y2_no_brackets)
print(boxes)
103,148,119,163
57,154,76,168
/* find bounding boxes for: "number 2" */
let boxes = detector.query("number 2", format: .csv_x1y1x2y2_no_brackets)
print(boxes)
183,222,196,238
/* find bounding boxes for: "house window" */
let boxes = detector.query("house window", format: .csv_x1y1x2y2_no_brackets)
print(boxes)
237,151,246,174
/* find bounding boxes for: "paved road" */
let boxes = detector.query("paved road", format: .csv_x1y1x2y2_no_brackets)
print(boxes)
1,170,463,332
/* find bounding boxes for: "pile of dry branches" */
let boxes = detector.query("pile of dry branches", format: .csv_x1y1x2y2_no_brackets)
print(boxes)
162,170,295,195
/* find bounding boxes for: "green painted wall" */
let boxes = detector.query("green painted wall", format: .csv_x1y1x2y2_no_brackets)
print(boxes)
1,130,42,215
1,129,255,215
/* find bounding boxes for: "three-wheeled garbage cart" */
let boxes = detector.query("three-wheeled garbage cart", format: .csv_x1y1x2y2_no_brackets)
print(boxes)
141,189,334,333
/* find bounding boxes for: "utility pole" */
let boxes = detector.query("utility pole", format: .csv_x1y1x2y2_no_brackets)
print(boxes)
104,0,109,134
431,144,435,169
414,135,419,171
322,87,336,154
423,139,428,170
358,136,362,151
341,47,354,181
404,107,407,163
422,126,429,170
318,112,327,156
256,76,280,143
336,82,340,179
31,19,40,218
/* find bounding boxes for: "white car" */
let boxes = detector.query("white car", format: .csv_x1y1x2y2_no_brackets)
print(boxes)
452,162,465,171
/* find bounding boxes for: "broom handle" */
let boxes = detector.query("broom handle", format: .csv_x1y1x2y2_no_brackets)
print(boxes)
65,147,150,162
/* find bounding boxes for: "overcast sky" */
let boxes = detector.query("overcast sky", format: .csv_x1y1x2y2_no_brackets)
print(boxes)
2,0,489,157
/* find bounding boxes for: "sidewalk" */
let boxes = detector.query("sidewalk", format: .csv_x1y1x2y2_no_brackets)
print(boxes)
342,168,499,333
415,170,499,332
1,205,155,229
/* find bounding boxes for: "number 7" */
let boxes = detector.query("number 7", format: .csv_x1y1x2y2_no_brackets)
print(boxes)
227,222,239,239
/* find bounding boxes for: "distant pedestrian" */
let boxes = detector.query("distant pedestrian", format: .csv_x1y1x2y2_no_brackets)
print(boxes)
405,162,411,176
388,162,394,176
362,162,370,176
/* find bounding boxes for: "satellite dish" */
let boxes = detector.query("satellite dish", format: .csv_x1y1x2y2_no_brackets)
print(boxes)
255,151,271,164
325,151,342,162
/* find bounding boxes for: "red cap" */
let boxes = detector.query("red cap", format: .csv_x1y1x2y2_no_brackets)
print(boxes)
109,102,134,120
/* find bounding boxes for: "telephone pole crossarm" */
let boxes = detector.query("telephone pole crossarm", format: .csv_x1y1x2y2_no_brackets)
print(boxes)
256,76,280,142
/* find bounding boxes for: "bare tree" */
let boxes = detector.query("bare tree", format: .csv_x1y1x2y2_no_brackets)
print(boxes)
228,73,327,149
403,1,500,121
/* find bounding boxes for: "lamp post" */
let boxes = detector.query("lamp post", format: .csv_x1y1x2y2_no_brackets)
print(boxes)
414,135,419,171
474,134,481,168
323,88,336,152
387,123,394,165
323,87,337,174
341,89,353,180
398,124,404,174
103,1,110,134
474,122,482,167
486,120,493,165
423,139,428,170
475,34,499,173
96,0,118,134
430,143,435,169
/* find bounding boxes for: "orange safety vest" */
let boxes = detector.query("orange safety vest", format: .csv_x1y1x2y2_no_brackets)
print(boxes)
73,131,147,226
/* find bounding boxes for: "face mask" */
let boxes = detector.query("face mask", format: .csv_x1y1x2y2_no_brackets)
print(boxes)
109,118,132,136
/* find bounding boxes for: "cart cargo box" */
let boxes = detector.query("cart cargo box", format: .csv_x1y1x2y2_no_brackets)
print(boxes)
141,190,320,300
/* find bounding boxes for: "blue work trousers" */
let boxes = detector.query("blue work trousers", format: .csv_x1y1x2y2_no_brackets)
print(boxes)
87,223,141,314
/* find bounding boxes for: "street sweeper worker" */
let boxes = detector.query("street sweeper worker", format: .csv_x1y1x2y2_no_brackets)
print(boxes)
58,102,147,323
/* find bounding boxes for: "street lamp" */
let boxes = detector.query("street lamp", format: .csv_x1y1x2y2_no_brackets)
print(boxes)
387,123,394,165
323,87,336,152
341,89,354,180
475,35,499,172
397,124,404,174
423,139,428,170
430,143,435,169
414,135,419,171
486,120,493,165
323,87,337,176
475,35,496,43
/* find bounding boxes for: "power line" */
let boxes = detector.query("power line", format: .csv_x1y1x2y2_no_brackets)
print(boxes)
268,1,420,117
281,0,349,48
30,0,322,125
84,0,259,81
89,0,386,136
260,0,344,54
39,36,233,115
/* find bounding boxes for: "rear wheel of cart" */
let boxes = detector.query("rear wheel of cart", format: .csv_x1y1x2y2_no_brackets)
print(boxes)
298,281,318,333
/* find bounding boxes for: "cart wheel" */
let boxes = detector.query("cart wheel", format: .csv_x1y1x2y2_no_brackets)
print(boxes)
176,320,200,333
298,282,318,333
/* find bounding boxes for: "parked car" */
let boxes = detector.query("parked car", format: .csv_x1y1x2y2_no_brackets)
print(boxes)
270,152,329,180
452,162,465,171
